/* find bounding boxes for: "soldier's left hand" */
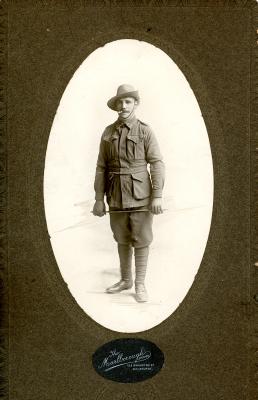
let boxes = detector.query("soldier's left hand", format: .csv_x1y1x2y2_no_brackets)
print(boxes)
150,198,163,215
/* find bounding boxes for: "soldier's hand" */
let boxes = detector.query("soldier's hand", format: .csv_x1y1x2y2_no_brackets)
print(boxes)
93,200,106,217
150,198,163,215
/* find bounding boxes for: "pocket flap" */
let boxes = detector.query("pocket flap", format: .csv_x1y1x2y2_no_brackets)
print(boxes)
131,172,146,182
127,135,139,144
131,172,152,200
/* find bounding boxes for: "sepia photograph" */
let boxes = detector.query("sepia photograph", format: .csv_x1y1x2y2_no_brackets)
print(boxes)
5,1,254,398
44,39,213,333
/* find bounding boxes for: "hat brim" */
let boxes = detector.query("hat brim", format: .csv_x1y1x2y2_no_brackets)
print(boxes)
107,91,140,111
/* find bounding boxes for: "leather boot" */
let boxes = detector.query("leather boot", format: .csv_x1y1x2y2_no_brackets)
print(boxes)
106,279,133,293
135,283,148,302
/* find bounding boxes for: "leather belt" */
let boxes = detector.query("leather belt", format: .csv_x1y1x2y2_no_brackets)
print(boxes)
108,166,147,175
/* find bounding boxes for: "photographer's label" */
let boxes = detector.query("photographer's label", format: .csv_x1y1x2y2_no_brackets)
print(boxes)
92,338,164,383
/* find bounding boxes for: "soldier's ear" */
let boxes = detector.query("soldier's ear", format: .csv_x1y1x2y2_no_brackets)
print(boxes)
134,100,138,106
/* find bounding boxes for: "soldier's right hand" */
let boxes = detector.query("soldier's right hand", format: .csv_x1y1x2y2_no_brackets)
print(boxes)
93,200,106,217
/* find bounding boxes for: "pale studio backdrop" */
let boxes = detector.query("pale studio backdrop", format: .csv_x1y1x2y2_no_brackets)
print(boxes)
44,39,213,333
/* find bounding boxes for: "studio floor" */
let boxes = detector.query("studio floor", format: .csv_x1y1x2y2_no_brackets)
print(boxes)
49,204,211,333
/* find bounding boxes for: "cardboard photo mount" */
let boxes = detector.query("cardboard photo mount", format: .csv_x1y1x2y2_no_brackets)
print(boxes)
1,1,258,399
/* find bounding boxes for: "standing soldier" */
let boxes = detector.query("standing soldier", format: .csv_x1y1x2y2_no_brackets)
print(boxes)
93,84,165,302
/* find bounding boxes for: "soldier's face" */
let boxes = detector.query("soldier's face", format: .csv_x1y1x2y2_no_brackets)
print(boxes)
116,97,138,118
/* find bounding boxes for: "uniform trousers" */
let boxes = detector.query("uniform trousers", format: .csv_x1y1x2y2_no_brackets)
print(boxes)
109,206,153,248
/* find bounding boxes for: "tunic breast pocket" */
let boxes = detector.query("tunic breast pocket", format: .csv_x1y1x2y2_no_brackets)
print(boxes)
127,137,145,160
134,140,145,160
131,172,152,200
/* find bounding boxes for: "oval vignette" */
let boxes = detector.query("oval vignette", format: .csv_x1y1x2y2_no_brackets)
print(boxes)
44,39,214,333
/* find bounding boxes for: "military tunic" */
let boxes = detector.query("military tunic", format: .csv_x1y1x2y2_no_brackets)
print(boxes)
94,115,165,247
94,116,165,208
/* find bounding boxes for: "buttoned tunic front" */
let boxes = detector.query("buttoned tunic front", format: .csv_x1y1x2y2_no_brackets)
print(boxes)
94,116,165,209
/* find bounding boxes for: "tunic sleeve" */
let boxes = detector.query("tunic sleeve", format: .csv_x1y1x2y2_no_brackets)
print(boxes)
94,133,107,201
144,126,165,198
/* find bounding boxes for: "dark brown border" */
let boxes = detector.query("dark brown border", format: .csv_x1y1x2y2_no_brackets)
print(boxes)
251,3,258,399
6,1,256,399
0,1,7,399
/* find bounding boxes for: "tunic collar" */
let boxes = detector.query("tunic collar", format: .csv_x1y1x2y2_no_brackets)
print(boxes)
115,115,137,130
